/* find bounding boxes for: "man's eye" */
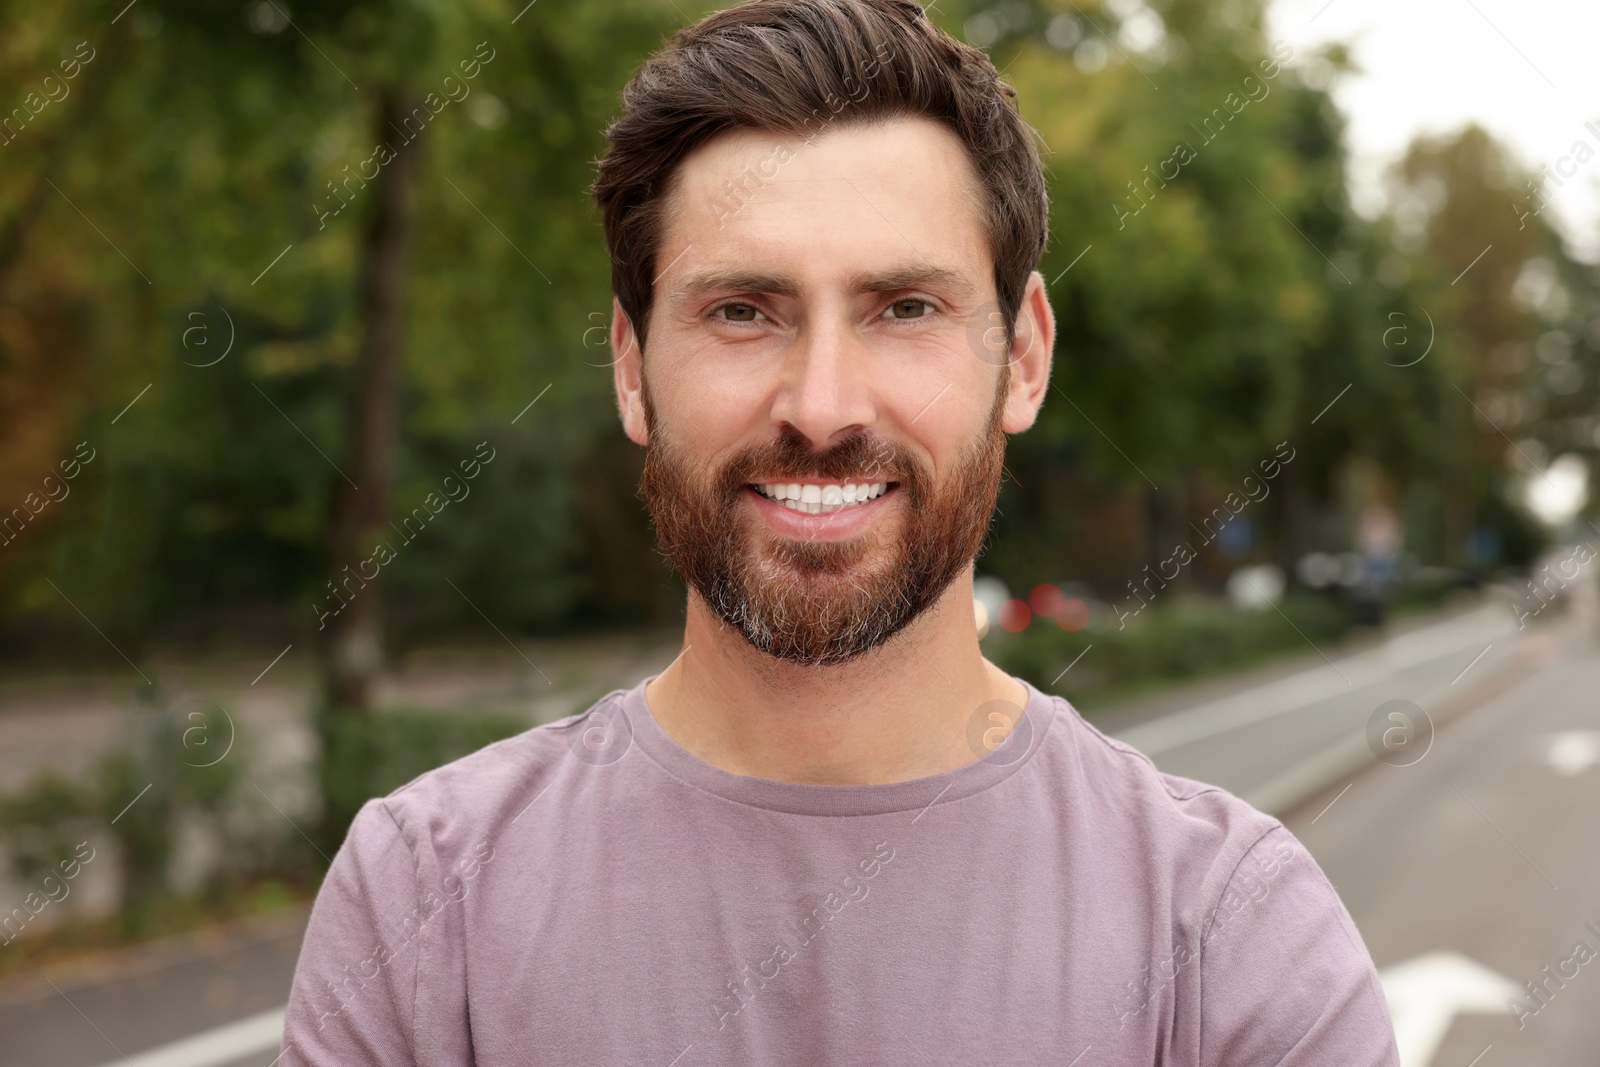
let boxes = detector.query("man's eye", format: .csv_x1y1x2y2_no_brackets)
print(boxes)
717,303,761,322
885,299,930,320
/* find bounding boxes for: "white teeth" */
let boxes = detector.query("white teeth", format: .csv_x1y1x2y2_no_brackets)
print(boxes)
753,480,893,514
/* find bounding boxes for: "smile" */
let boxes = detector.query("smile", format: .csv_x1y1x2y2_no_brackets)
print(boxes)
749,481,895,515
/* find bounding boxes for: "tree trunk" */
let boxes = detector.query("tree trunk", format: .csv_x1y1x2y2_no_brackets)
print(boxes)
322,88,417,715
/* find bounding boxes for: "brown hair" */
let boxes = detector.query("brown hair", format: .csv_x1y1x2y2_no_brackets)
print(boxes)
591,0,1049,351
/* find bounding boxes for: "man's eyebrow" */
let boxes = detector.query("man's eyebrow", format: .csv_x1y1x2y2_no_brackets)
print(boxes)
669,265,977,300
671,269,801,301
846,265,977,296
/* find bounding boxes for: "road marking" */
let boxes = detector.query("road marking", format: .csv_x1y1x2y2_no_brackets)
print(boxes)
1546,730,1600,776
1113,605,1515,757
88,1006,283,1067
1378,952,1517,1067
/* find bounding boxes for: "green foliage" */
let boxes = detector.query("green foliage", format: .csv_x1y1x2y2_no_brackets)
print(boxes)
0,679,252,937
0,0,1588,649
0,689,526,948
0,773,95,885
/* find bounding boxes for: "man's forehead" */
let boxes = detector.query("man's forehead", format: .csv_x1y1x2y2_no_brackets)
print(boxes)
656,117,993,296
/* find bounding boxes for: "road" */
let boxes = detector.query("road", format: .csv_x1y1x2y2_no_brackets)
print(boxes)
0,910,303,1067
2,595,1595,1067
1278,609,1600,1066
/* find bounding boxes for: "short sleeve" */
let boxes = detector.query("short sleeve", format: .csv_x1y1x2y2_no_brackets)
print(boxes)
282,798,423,1067
1198,826,1400,1067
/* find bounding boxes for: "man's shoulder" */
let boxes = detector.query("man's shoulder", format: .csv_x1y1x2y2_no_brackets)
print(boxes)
343,689,631,861
1041,690,1281,829
1033,687,1289,888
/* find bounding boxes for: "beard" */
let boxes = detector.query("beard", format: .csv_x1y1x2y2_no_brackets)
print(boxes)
638,371,1009,667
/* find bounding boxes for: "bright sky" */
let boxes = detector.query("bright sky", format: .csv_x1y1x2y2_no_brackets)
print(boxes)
1268,0,1600,261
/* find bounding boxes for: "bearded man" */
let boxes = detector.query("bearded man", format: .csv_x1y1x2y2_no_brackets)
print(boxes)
282,2,1401,1063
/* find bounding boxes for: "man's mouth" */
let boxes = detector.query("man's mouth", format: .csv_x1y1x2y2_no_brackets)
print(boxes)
747,480,897,515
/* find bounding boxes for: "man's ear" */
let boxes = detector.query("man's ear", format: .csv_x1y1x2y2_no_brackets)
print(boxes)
1000,270,1055,434
611,296,648,446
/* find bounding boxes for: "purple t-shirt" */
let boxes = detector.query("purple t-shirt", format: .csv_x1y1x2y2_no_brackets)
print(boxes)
283,673,1399,1066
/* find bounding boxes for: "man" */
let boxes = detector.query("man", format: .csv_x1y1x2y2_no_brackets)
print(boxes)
282,2,1401,1063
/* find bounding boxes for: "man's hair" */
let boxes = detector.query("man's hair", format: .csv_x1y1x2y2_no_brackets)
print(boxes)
591,0,1049,351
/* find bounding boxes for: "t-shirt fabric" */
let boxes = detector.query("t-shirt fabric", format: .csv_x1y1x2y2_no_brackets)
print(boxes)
282,672,1401,1066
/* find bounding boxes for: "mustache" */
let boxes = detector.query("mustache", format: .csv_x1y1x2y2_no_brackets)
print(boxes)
716,429,907,496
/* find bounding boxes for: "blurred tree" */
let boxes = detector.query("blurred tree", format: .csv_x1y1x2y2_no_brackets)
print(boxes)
0,0,1590,865
947,0,1355,588
1386,124,1575,563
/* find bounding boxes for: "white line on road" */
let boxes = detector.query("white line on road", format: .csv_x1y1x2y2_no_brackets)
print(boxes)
89,1006,284,1067
1113,605,1515,757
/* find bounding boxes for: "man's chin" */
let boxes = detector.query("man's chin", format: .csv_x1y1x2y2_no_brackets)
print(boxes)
742,534,888,582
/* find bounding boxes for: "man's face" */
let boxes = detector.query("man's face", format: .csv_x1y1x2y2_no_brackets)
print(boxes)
616,117,1038,667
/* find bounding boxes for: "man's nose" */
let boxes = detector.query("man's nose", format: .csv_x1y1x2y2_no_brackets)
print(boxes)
769,318,878,450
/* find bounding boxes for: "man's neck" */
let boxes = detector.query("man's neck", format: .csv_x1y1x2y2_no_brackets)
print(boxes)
642,576,1027,785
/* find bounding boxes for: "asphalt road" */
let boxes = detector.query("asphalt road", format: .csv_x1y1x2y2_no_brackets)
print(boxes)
1281,609,1600,1066
0,910,304,1067
2,595,1594,1067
